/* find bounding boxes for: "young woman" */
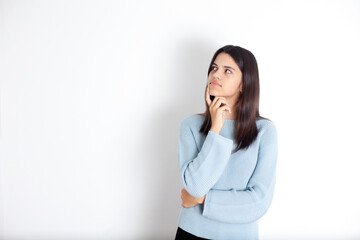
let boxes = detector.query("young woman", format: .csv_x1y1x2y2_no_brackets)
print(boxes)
175,45,278,240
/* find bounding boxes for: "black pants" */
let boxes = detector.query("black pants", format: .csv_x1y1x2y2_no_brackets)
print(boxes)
175,227,211,240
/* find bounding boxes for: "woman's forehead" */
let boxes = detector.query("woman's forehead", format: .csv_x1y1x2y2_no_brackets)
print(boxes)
213,53,239,71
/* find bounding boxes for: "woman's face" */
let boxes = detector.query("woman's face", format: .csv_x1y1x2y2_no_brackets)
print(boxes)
208,52,242,101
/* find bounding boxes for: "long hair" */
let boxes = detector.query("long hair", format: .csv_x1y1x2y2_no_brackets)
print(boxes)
199,45,271,153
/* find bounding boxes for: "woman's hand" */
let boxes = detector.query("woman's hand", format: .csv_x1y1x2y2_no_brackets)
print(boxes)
206,86,232,134
181,188,205,208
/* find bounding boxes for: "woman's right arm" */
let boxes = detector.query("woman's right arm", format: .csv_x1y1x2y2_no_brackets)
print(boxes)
178,119,233,198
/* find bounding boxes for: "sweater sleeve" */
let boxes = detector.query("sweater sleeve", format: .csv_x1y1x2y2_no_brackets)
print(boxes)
202,122,278,224
178,119,234,198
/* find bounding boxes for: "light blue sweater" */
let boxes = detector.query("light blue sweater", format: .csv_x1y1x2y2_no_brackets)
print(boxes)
177,114,278,240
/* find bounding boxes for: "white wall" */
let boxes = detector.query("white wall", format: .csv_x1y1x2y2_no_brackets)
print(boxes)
1,0,359,239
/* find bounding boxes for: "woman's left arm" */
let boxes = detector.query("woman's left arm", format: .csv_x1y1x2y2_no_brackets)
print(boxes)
202,122,278,224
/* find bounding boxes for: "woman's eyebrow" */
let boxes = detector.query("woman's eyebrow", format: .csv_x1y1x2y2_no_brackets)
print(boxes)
212,62,236,71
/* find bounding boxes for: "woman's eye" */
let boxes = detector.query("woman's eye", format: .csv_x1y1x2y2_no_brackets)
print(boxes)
211,66,231,73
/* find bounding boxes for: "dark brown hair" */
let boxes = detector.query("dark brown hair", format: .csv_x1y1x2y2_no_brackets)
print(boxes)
199,45,271,153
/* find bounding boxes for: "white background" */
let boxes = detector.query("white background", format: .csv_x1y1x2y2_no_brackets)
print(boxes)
1,0,360,239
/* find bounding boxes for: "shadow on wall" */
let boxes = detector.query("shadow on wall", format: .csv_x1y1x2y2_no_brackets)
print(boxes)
138,39,216,239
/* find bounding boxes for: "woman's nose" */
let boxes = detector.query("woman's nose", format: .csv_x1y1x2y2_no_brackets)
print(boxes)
214,72,221,79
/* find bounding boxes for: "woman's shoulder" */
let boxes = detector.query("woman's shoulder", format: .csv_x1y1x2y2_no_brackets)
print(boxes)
256,116,275,124
180,113,205,128
183,113,205,120
256,117,277,135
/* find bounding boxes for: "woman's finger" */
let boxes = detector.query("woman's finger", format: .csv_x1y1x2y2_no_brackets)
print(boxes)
205,86,211,107
207,84,229,107
212,96,228,104
219,105,232,114
209,96,224,109
212,98,231,110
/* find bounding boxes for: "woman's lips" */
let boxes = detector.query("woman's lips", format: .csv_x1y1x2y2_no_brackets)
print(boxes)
210,82,221,87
